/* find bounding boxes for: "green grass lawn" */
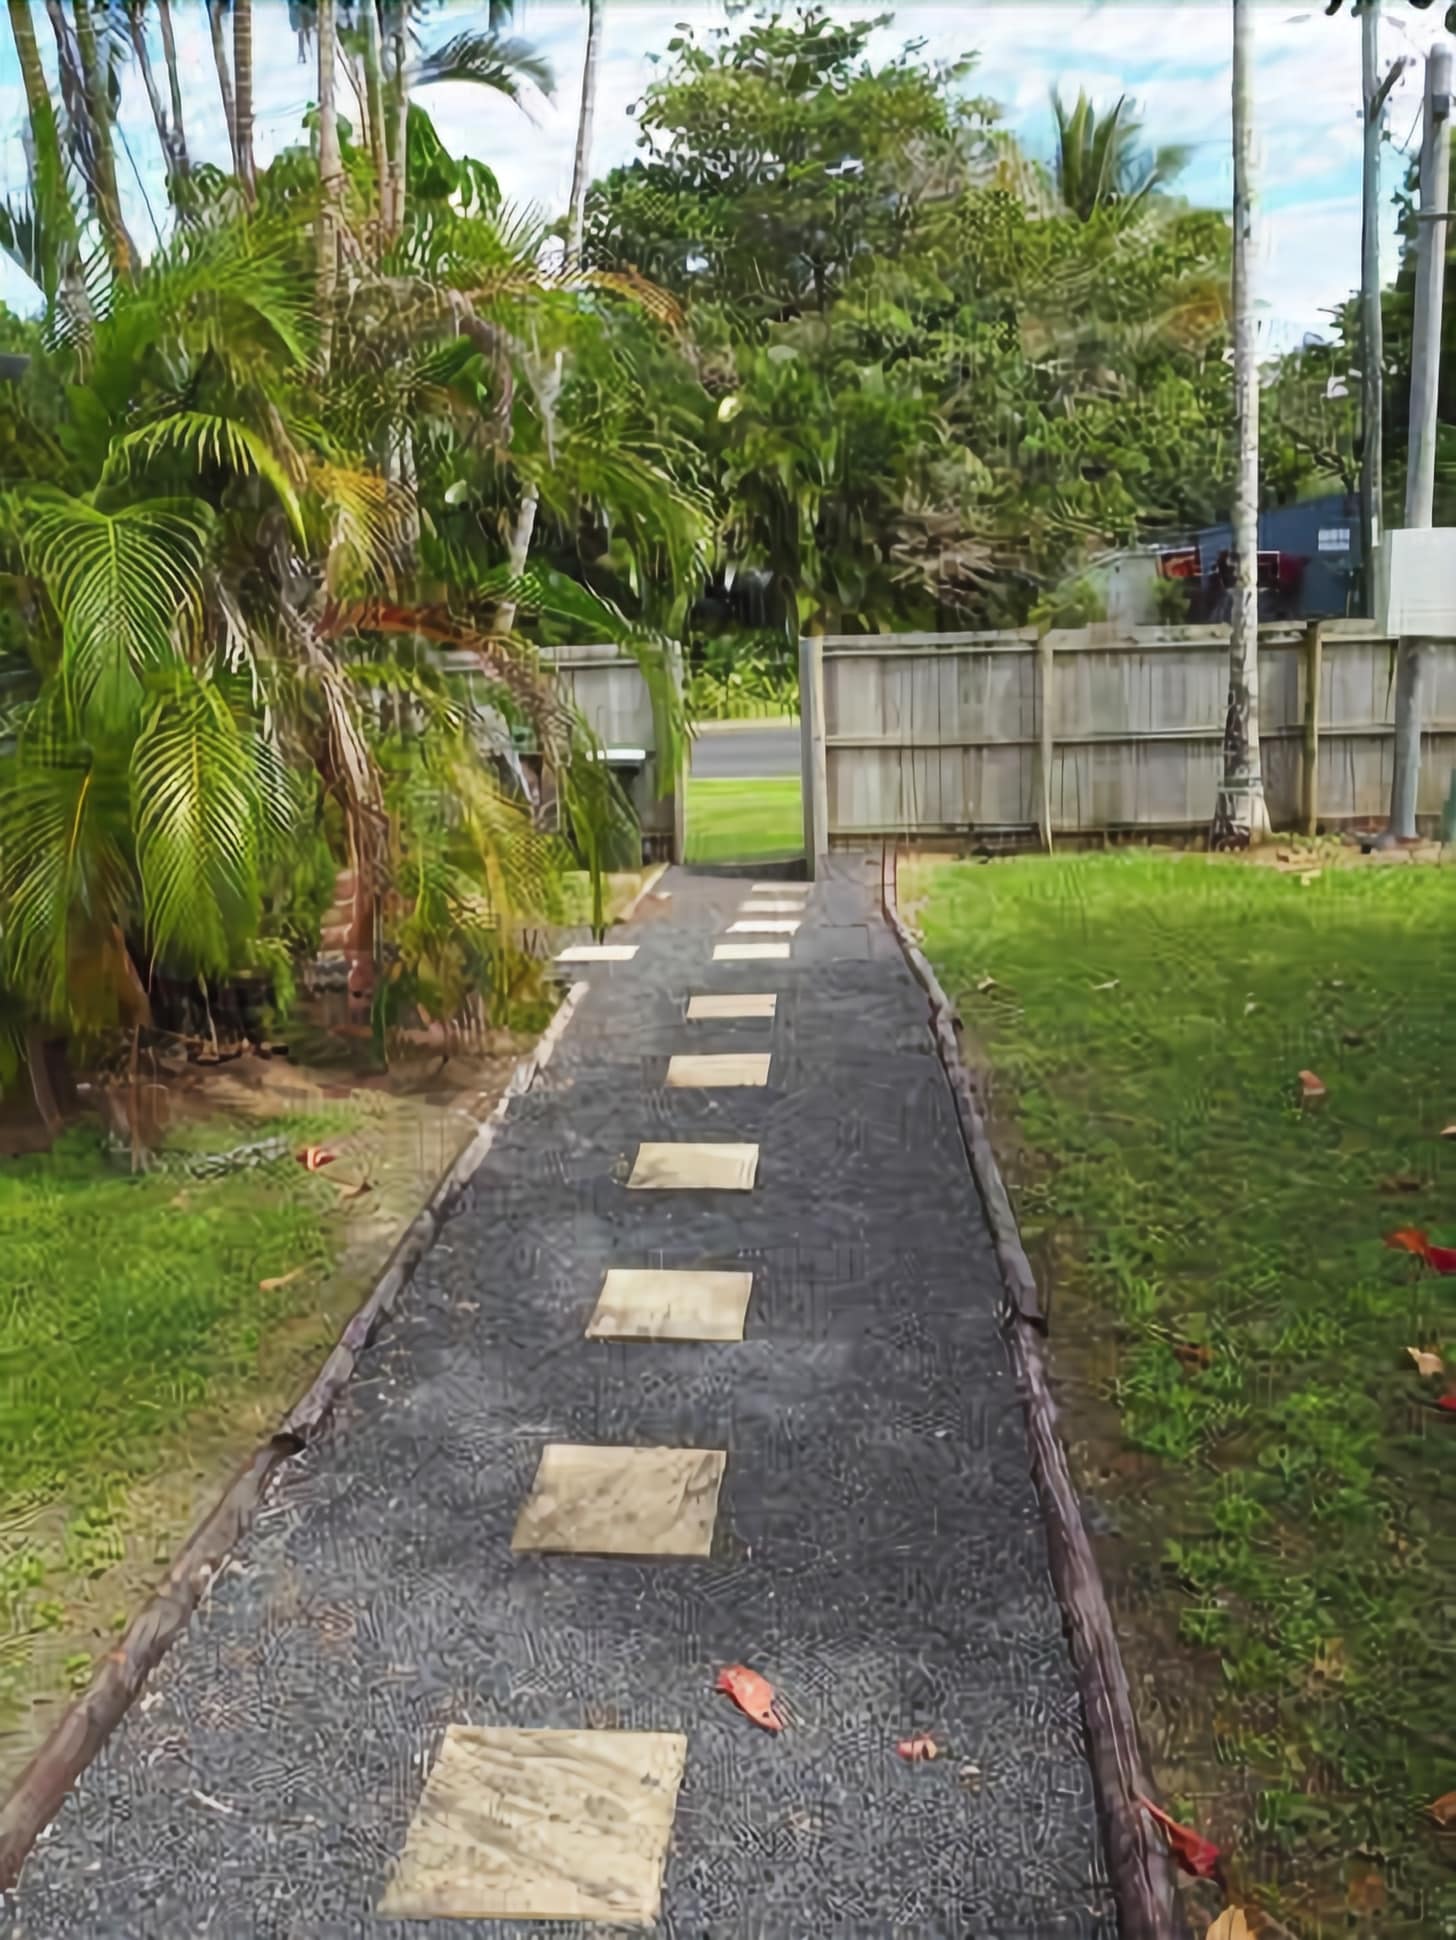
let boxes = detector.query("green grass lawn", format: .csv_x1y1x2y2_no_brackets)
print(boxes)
686,776,802,865
906,849,1456,1935
0,1108,357,1757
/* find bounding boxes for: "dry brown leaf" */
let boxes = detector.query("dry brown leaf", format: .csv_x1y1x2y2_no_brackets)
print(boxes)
1205,1911,1255,1940
1441,1125,1456,1140
1298,1070,1327,1104
337,1178,373,1203
1379,1174,1423,1195
975,975,997,994
1346,1871,1386,1915
1407,1346,1445,1378
1173,1341,1214,1373
1429,1790,1456,1827
259,1267,305,1293
896,1734,940,1763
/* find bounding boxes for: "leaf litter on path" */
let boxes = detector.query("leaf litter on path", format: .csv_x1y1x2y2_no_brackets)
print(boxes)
715,1664,784,1733
1138,1796,1223,1880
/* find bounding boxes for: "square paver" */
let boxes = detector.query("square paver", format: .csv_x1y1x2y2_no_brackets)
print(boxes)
727,919,800,935
752,882,809,895
377,1724,687,1925
627,1141,759,1190
587,1268,755,1341
512,1443,727,1556
714,942,790,962
555,943,638,963
686,993,777,1021
665,1052,771,1088
739,899,806,914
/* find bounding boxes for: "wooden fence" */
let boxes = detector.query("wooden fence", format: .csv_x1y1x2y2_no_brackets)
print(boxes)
810,621,1456,847
442,641,682,863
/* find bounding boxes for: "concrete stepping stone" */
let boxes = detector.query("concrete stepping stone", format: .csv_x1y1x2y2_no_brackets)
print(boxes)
752,882,809,895
665,1053,771,1088
378,1724,686,1925
739,899,806,913
713,942,790,962
512,1444,727,1557
727,919,800,935
586,1268,755,1342
555,943,638,963
627,1141,759,1190
686,992,777,1021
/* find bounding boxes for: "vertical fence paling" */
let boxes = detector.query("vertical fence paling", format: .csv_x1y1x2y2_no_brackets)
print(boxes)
817,623,1455,842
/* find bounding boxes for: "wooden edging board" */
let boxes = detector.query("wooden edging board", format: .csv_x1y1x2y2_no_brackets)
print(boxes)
879,843,1185,1940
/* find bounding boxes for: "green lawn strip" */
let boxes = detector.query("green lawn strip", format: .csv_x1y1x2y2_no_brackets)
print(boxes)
686,776,802,864
906,852,1456,1931
0,1108,359,1728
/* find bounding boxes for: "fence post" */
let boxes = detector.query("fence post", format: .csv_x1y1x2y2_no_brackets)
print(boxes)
668,642,686,865
798,632,829,878
1038,633,1056,853
1302,619,1325,836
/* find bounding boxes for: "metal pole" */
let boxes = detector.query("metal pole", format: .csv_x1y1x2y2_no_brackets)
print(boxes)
1359,0,1385,621
1389,42,1451,840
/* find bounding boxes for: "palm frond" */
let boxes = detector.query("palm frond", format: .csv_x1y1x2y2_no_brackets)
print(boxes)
104,412,307,540
19,491,212,728
409,32,555,106
130,677,265,975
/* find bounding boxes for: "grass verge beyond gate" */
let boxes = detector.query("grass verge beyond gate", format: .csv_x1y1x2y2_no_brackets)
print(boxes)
905,850,1456,1937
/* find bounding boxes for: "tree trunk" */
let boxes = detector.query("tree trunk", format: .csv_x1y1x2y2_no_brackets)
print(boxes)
382,2,409,241
359,1,388,241
71,0,136,279
565,0,602,272
206,0,239,178
233,0,256,201
24,1024,63,1138
316,0,343,371
156,0,190,178
7,0,75,303
126,2,178,185
1210,0,1268,848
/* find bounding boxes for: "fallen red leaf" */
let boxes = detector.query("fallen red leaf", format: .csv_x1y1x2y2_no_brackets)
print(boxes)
296,1145,336,1172
1298,1069,1326,1104
896,1734,940,1763
1436,1394,1456,1415
1138,1796,1223,1880
715,1664,784,1733
1429,1790,1456,1826
1384,1228,1456,1274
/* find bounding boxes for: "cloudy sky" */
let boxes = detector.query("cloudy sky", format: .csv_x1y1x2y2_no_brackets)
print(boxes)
2,1,1452,351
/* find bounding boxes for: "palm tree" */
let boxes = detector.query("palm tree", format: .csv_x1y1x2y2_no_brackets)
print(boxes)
206,0,240,178
126,1,188,189
1051,89,1190,223
1210,0,1269,846
566,0,602,271
233,0,257,202
4,0,80,306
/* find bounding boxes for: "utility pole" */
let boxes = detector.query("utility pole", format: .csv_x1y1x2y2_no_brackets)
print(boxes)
1388,41,1451,841
1359,5,1407,623
1211,0,1269,848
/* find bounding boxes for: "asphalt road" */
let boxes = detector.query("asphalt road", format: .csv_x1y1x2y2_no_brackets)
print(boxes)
691,719,800,779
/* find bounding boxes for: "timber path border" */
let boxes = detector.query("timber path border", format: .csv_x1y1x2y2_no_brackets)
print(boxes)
2,852,1160,1937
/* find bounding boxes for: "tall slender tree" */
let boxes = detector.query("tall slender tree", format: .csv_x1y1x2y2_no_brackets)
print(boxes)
233,0,257,201
156,0,190,180
1211,0,1268,847
566,0,602,269
316,0,343,369
206,0,240,177
71,0,136,278
5,0,78,303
